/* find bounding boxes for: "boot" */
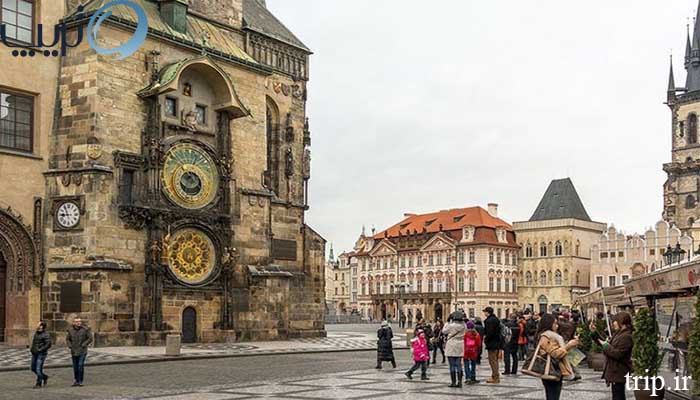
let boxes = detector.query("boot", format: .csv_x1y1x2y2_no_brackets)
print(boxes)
486,377,500,384
42,375,49,387
421,374,429,380
442,355,446,364
457,372,463,388
449,372,457,387
375,362,382,370
404,372,413,380
391,360,397,369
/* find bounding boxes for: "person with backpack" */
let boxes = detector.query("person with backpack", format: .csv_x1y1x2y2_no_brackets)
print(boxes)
463,320,482,385
503,314,521,375
482,307,503,384
405,329,430,380
443,310,466,388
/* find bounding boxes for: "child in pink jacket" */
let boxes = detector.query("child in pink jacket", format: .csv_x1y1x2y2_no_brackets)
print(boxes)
405,329,430,380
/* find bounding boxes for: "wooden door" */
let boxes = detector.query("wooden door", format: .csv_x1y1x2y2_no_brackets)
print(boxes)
182,307,197,343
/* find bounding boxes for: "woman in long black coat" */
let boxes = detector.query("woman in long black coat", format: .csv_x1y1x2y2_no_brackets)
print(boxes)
376,320,396,369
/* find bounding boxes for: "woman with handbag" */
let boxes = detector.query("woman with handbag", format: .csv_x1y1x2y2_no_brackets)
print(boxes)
531,313,579,400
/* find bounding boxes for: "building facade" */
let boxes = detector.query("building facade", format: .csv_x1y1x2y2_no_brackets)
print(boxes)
354,205,519,323
589,221,694,291
664,1,700,240
515,178,606,313
0,0,325,346
324,246,351,316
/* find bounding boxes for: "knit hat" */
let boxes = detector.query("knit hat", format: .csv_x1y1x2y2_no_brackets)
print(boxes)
466,321,475,330
381,320,389,327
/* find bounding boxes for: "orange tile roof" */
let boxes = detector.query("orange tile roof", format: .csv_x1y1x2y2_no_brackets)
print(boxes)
374,206,512,240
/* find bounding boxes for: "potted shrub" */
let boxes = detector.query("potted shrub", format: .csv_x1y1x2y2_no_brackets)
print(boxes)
632,307,663,400
689,292,700,399
583,317,607,371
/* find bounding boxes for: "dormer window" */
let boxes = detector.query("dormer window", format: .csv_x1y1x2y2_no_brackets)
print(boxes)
425,219,436,227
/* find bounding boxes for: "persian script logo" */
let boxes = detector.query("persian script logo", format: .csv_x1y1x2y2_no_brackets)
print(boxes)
1,0,148,60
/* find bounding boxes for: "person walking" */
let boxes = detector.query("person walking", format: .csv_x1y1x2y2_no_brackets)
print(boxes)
30,321,51,388
376,320,397,369
399,313,406,329
407,311,413,328
405,329,430,380
483,307,503,384
431,318,446,364
593,312,633,400
474,317,486,365
463,320,481,385
525,312,540,352
443,311,466,388
503,314,521,375
535,313,579,400
517,315,528,361
67,317,92,387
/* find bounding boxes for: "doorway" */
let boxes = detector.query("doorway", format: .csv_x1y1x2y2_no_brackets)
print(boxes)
182,307,197,343
0,253,5,342
434,302,443,321
538,295,548,314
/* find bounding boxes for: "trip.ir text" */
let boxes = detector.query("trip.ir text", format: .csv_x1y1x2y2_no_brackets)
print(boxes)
625,370,693,397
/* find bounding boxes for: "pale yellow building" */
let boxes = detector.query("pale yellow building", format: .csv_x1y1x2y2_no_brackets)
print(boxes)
515,178,605,313
324,246,351,316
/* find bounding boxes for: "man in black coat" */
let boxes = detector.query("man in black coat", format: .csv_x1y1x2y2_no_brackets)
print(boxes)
503,314,521,375
482,307,502,384
30,321,51,388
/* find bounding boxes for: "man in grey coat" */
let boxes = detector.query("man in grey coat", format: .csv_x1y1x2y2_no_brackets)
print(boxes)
66,318,92,387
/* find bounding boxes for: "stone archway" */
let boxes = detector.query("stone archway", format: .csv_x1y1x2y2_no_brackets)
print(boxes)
0,208,38,344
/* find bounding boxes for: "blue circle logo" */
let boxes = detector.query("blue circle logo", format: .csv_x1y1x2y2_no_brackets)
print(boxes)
87,0,148,60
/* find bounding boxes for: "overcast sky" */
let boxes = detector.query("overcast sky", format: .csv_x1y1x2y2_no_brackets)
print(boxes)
267,0,697,255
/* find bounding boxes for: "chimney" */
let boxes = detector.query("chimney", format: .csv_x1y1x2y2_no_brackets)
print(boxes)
487,203,499,218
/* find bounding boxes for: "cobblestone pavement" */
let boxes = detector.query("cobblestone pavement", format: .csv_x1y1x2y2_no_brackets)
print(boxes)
121,363,625,400
0,326,407,370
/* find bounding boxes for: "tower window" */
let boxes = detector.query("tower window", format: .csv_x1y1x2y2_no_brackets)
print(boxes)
688,114,698,144
195,104,206,124
686,195,696,209
165,97,177,117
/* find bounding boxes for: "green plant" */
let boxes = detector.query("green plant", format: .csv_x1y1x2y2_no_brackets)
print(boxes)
633,307,661,377
688,292,700,396
577,322,593,353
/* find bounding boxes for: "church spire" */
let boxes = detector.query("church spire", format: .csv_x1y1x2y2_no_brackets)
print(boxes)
328,243,335,262
686,23,692,68
669,54,677,105
685,3,700,92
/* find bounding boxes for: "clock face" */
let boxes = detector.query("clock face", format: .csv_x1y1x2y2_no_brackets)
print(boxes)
166,228,217,285
57,202,80,229
161,143,219,209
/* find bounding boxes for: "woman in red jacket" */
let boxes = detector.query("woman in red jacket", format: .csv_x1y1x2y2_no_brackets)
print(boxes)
463,320,482,385
517,316,528,361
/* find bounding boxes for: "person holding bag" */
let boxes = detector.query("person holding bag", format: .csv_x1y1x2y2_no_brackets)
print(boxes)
525,313,579,400
591,312,633,400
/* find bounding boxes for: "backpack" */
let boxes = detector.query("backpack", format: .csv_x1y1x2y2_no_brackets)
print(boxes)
500,321,512,344
465,335,477,350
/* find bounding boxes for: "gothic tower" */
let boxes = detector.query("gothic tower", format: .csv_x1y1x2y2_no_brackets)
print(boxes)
663,1,700,239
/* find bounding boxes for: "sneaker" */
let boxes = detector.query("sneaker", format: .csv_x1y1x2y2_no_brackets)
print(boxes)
71,382,80,387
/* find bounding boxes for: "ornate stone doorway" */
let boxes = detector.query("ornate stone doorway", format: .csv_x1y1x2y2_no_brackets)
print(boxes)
0,253,6,342
182,307,197,343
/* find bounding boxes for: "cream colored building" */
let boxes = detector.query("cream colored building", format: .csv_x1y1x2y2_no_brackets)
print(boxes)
589,221,694,290
515,178,606,313
354,205,519,323
324,246,351,315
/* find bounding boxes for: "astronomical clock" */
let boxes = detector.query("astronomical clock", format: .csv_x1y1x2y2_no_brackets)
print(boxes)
114,55,249,331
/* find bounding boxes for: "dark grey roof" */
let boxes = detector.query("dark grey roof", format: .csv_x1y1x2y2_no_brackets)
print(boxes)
242,0,311,52
529,178,592,222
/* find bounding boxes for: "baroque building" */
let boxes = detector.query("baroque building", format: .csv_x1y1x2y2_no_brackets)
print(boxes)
514,178,605,313
323,245,351,316
0,0,325,346
589,221,693,291
664,0,700,240
354,205,519,322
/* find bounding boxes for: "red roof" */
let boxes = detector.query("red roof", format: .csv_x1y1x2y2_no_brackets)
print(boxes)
374,206,512,239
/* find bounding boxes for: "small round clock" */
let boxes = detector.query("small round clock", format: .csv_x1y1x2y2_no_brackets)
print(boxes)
56,202,80,229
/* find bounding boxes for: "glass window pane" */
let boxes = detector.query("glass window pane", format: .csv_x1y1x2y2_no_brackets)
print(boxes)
0,134,15,148
18,0,31,14
16,27,31,43
15,136,30,151
17,14,31,28
16,123,30,137
14,96,32,111
3,25,17,39
3,12,17,25
3,0,18,11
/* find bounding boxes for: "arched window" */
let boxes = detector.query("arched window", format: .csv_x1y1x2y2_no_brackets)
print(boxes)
687,195,696,209
539,271,547,285
575,270,580,284
689,113,698,144
266,97,281,195
539,243,547,257
555,270,562,285
526,243,533,258
555,241,563,256
525,271,533,286
468,276,475,292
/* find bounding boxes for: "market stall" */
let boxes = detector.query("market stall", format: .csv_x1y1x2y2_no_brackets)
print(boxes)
624,259,700,400
575,286,645,322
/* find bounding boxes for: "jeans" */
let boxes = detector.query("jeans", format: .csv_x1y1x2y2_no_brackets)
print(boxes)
612,382,626,400
504,350,518,374
463,358,476,381
448,356,463,376
406,361,428,378
432,344,445,362
518,344,528,360
542,379,563,400
71,354,87,384
31,353,48,384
